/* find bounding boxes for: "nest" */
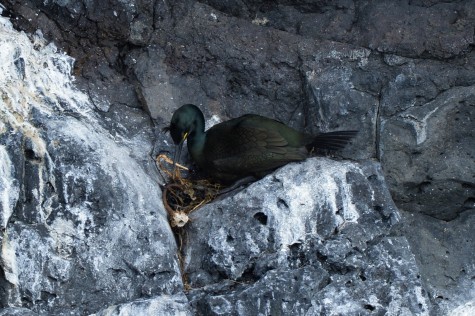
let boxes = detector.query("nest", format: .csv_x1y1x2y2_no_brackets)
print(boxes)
156,154,221,228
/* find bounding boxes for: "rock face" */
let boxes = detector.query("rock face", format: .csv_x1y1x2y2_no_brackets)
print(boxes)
0,15,183,315
1,0,475,315
3,0,474,220
184,158,428,315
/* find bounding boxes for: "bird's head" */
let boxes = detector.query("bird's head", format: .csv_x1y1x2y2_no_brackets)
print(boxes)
164,104,204,145
163,104,205,172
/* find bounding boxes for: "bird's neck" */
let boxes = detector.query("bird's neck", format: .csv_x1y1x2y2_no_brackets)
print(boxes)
187,119,206,167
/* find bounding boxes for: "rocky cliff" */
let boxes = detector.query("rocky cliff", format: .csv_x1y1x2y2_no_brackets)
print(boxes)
0,1,474,315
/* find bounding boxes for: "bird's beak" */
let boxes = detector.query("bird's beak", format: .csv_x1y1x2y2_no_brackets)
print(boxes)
172,132,188,177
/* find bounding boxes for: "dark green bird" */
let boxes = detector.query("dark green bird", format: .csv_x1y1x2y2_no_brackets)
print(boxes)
166,104,357,184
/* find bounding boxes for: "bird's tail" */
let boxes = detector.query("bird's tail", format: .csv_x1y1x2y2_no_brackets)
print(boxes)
306,130,358,152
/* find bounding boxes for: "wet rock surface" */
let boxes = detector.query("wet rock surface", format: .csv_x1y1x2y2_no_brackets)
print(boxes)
1,0,474,315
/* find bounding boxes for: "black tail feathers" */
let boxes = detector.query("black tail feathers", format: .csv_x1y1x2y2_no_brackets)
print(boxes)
306,130,358,152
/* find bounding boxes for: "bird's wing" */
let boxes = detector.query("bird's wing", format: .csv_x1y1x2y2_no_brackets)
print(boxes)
205,122,306,174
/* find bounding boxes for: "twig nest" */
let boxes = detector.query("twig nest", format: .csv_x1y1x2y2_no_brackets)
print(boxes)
156,154,221,228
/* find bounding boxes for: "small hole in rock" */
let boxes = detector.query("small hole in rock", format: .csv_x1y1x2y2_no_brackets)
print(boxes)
277,198,289,209
25,149,38,161
364,304,375,311
253,212,268,225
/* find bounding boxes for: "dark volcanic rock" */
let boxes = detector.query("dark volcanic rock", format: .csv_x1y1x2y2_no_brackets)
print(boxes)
401,210,475,315
381,81,475,220
203,0,475,59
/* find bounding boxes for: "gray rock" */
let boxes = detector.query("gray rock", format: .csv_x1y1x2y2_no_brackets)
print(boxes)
91,294,192,316
381,83,475,220
203,0,475,59
0,16,182,315
0,307,36,316
401,210,475,315
126,47,211,122
184,158,429,315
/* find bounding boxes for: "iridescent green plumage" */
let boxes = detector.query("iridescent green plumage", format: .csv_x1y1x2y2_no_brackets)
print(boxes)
167,104,357,183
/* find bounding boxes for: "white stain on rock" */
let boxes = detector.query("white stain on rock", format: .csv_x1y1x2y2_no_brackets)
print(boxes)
0,11,182,313
265,159,360,253
0,145,19,229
